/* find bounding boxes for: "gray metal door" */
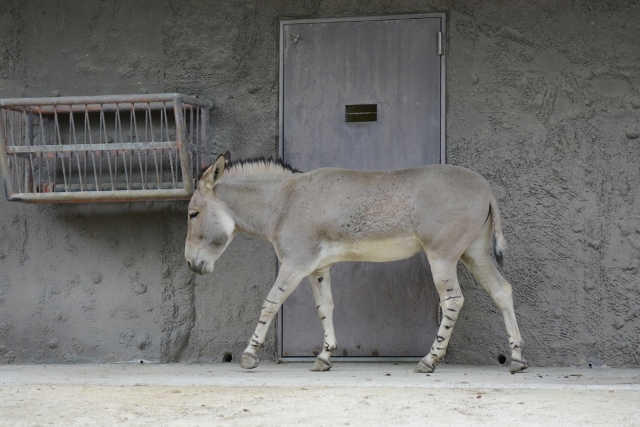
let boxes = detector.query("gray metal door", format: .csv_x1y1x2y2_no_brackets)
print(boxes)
278,15,446,358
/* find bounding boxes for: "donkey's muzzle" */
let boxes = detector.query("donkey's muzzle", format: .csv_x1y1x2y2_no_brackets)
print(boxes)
187,258,212,275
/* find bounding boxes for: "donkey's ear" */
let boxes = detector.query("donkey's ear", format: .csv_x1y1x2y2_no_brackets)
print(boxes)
223,151,231,165
200,154,227,190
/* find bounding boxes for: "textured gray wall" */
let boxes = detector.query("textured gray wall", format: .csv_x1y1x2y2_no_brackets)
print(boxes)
446,1,640,368
0,1,638,367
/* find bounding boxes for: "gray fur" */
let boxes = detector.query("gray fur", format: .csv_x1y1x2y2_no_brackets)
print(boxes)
185,155,527,374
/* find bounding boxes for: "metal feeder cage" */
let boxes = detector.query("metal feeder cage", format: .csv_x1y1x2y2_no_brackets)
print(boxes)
0,93,214,203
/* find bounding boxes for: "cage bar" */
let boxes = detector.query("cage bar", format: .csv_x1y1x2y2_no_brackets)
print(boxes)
0,93,214,203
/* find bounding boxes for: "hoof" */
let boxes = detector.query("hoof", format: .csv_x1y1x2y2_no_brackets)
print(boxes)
510,358,528,374
310,357,333,372
241,352,259,370
414,359,436,374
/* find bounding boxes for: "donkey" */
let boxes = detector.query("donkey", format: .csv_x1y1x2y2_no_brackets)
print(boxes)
185,153,528,374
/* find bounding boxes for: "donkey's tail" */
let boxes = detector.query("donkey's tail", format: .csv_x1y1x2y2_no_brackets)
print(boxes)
489,193,507,267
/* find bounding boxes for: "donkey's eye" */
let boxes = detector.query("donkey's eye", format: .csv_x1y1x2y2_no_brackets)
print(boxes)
189,211,199,220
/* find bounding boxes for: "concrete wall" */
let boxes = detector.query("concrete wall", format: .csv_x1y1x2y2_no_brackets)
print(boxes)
1,0,639,367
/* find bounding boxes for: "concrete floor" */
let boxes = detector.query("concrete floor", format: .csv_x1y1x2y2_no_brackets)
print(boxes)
1,362,639,426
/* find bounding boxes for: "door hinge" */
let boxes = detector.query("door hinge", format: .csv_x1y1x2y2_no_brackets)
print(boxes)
438,31,443,55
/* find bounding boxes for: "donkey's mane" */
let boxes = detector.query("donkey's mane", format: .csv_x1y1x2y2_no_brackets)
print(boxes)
225,157,302,177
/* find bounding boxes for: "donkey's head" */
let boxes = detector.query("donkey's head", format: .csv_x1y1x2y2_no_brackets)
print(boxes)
185,153,235,275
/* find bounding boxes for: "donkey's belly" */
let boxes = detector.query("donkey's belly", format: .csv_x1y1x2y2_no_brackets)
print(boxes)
321,237,423,263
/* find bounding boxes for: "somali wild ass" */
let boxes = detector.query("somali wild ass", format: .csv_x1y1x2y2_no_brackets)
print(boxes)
184,153,527,374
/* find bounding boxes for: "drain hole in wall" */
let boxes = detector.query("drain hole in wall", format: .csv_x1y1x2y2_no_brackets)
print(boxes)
223,352,233,363
497,354,507,365
588,363,593,368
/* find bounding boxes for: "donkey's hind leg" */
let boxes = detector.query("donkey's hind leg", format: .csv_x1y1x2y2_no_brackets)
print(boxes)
415,258,463,373
461,224,527,374
308,267,337,372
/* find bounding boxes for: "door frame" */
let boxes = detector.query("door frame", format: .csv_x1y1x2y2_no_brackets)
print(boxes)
276,13,447,361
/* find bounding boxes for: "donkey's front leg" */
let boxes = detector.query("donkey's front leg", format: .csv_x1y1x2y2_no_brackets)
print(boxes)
415,258,463,373
241,263,309,370
308,267,337,372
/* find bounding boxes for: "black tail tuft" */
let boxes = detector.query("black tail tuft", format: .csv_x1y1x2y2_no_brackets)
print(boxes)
488,199,507,268
493,241,504,268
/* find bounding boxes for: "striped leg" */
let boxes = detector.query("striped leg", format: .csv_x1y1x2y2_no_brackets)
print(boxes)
415,258,463,373
461,249,527,374
241,263,309,370
308,267,337,372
